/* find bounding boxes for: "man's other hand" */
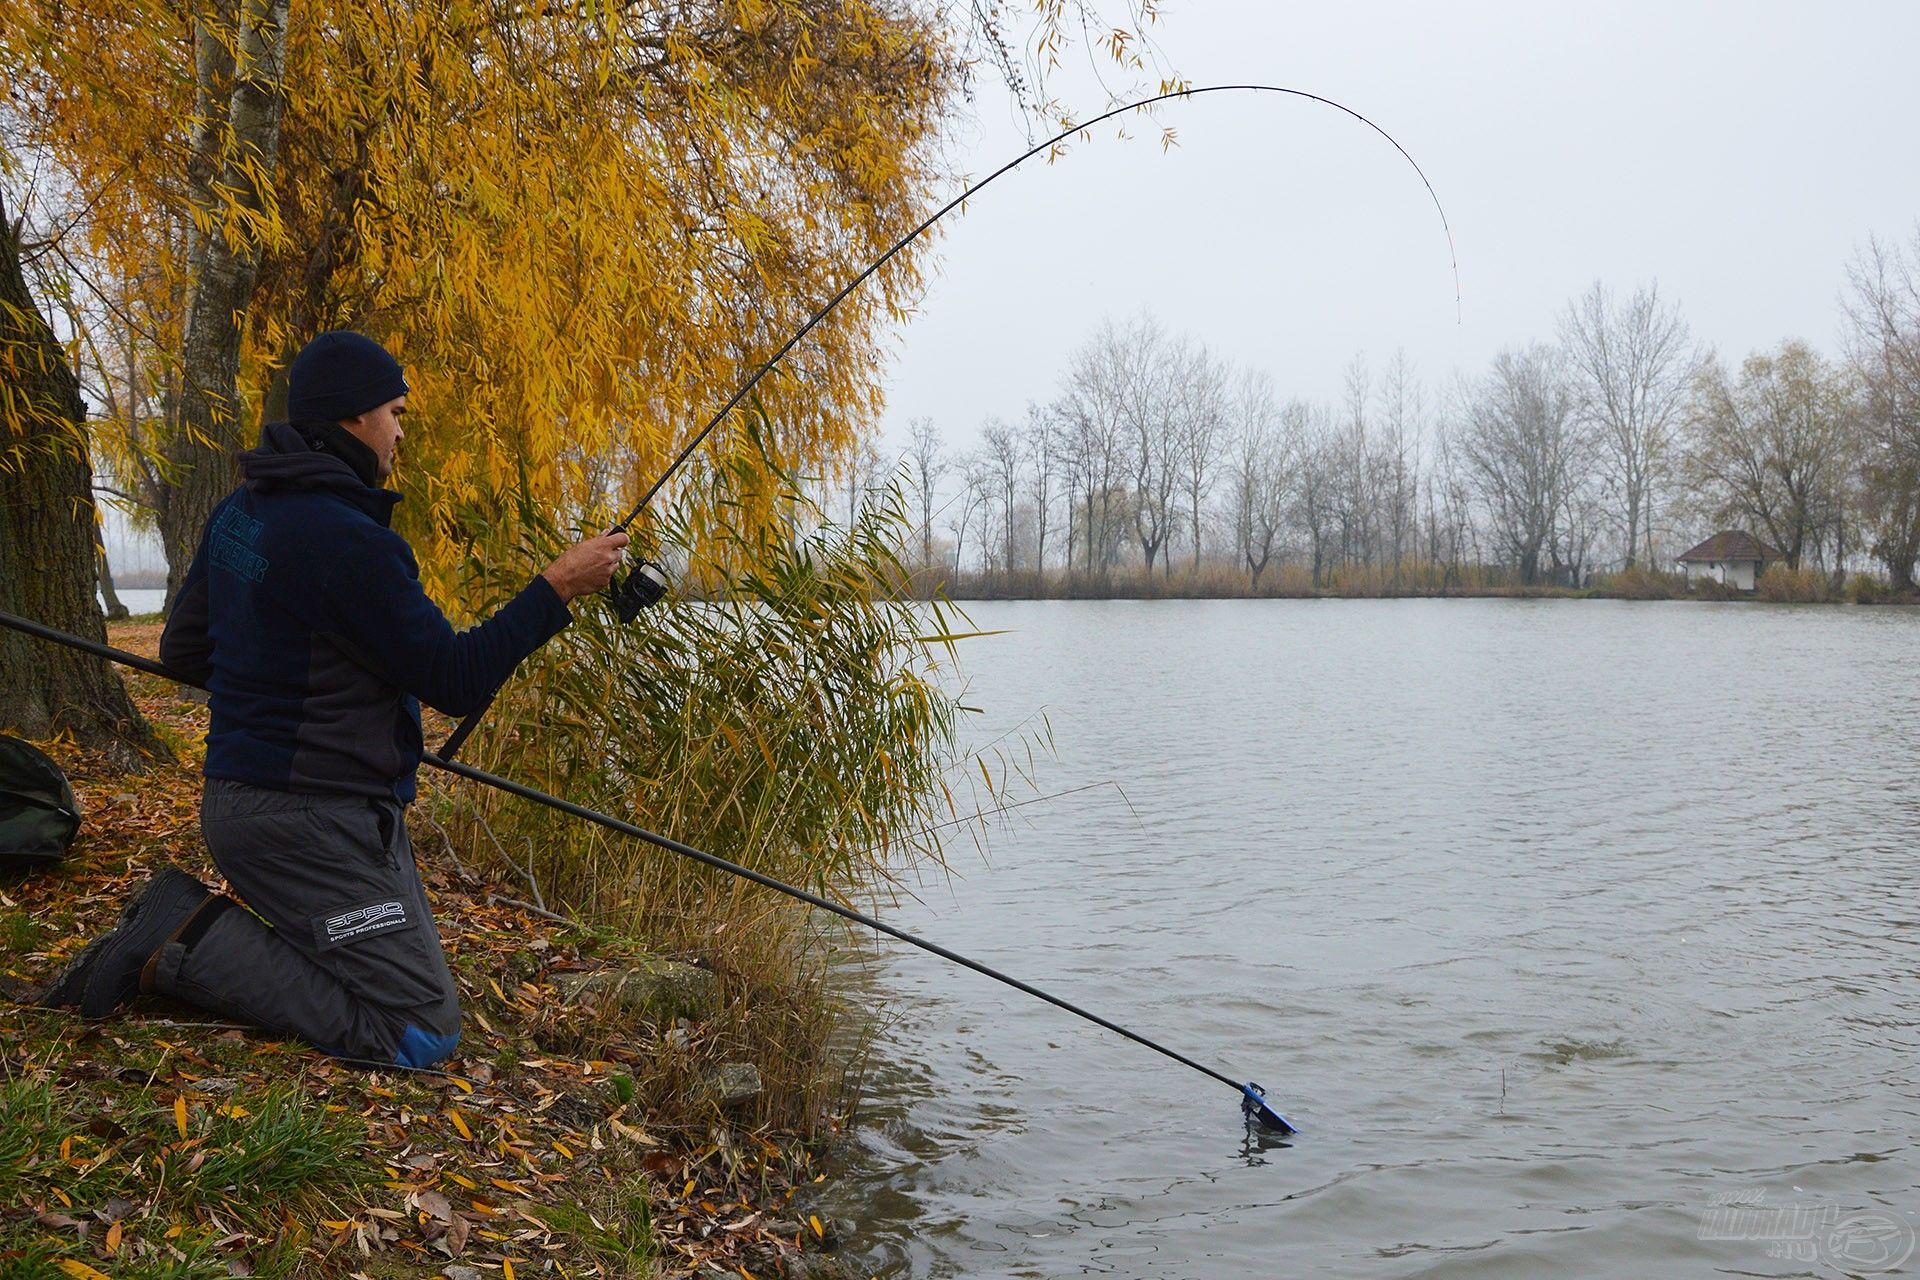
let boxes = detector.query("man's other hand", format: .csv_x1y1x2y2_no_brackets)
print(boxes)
540,531,631,602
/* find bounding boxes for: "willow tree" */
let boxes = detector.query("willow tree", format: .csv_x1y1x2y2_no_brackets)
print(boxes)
0,182,162,762
3,3,981,608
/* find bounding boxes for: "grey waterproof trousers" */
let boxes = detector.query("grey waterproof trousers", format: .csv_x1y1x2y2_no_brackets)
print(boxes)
153,778,463,1068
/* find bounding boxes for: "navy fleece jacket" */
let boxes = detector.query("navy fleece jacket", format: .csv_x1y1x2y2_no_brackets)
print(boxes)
161,422,571,801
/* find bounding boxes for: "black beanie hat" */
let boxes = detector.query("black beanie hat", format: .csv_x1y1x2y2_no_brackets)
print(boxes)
286,331,410,423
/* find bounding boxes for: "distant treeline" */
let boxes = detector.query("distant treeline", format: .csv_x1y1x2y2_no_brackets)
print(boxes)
927,562,1909,605
859,230,1920,599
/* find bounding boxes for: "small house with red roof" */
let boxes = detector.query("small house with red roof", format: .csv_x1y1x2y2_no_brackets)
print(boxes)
1676,530,1779,592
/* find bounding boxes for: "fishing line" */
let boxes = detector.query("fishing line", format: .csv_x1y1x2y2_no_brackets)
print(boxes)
0,608,1295,1132
612,80,1459,539
441,80,1458,758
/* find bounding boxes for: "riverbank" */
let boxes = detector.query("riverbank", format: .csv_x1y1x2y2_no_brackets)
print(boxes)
935,564,1918,604
1,624,862,1280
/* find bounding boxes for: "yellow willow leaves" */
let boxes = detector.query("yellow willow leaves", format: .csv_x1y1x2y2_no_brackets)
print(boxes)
3,0,960,603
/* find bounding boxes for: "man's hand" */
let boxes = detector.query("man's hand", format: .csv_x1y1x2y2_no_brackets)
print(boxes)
540,531,630,602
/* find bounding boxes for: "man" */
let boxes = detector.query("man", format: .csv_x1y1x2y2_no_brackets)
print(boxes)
39,331,627,1069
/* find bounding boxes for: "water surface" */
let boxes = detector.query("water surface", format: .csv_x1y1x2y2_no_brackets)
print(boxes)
826,599,1920,1278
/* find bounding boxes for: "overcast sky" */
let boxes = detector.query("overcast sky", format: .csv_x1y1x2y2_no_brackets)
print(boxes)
872,0,1920,458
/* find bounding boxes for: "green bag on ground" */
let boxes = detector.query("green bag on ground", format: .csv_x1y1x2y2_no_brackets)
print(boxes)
0,735,81,869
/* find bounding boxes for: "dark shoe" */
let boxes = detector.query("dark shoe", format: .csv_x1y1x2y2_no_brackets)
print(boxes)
39,869,212,1019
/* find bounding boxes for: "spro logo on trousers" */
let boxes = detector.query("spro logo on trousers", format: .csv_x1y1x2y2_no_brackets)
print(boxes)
323,900,408,945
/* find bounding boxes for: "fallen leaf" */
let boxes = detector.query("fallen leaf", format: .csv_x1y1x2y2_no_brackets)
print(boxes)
174,1094,188,1139
413,1190,454,1223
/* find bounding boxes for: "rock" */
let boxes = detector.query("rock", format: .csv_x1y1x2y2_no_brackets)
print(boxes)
703,1062,762,1107
443,1267,482,1280
554,960,719,1024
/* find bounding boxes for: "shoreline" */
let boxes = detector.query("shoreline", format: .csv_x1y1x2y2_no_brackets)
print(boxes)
1,622,868,1279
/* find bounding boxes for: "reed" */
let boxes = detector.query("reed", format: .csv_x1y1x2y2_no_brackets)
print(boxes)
945,558,1576,599
1755,564,1832,602
1589,566,1689,599
435,422,1017,1130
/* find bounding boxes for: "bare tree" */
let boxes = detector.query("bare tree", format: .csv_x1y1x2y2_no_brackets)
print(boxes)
1022,401,1058,575
1682,341,1855,570
1059,320,1136,580
1115,317,1180,575
1334,355,1386,571
978,416,1024,580
1227,370,1291,588
1560,280,1695,568
944,452,987,575
1460,345,1583,585
1174,342,1228,573
1843,230,1920,590
1290,401,1338,589
1375,349,1423,587
1423,420,1478,592
905,416,946,569
839,439,886,528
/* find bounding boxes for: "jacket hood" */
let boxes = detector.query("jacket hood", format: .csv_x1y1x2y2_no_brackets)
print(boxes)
240,421,401,522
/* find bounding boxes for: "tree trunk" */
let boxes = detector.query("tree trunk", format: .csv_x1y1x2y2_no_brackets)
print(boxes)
156,0,291,611
0,191,164,765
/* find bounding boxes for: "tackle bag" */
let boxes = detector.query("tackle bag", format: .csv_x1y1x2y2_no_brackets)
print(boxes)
0,735,81,869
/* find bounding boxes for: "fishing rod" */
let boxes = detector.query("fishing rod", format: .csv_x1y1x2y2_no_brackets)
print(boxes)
437,79,1460,759
0,607,1296,1133
604,79,1459,602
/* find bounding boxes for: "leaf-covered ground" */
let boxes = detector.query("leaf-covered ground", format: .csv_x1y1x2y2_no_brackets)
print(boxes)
1,624,859,1280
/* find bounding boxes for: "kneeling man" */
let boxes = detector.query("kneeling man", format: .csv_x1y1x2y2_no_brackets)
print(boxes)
41,331,626,1068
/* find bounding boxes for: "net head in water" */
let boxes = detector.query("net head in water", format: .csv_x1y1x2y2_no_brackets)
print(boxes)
1241,1082,1296,1134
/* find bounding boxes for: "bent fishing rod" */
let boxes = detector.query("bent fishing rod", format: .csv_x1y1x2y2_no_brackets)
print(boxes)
0,607,1296,1133
437,79,1460,759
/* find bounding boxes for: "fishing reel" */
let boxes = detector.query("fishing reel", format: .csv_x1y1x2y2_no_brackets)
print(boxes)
609,559,672,622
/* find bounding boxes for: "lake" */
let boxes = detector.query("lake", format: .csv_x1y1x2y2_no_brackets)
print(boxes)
823,599,1920,1279
109,588,167,616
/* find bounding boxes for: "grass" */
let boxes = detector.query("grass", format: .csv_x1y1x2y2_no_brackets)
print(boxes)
1,908,42,954
0,1038,366,1278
